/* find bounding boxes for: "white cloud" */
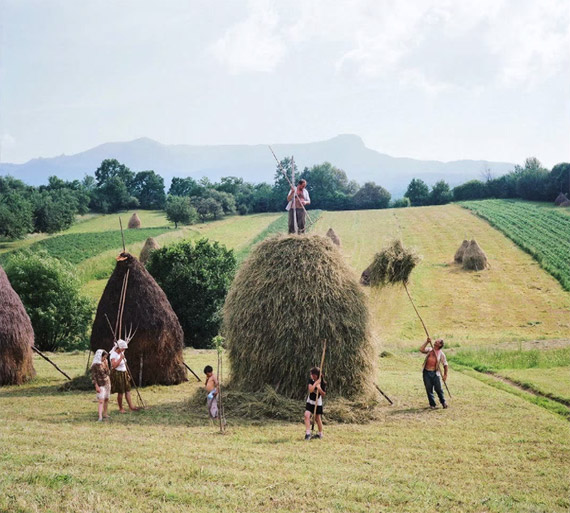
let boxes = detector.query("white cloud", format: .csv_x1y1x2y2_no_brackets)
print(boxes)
211,0,286,74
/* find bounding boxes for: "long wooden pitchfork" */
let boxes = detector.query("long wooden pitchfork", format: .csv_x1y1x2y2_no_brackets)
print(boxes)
311,339,327,432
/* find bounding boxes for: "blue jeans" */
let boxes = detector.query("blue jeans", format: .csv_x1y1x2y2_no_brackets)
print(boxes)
423,370,446,407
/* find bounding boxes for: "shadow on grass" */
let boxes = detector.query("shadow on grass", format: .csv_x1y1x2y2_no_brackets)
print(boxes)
388,406,432,416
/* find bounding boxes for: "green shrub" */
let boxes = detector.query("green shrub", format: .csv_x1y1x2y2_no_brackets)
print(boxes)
4,250,94,351
146,239,236,348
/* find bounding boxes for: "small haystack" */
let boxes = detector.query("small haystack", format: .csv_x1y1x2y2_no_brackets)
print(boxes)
326,227,341,246
462,239,488,271
454,240,469,263
224,235,375,401
368,239,420,287
90,253,186,385
140,237,160,264
128,212,141,229
0,266,35,386
560,200,570,208
554,193,568,206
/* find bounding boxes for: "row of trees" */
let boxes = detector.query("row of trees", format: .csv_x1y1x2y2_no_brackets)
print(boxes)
403,159,570,206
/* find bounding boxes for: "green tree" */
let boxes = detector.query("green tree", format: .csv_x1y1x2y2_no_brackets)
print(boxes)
452,180,489,201
300,162,352,209
351,182,391,209
33,189,78,233
515,158,549,201
429,180,452,205
146,239,236,348
0,191,34,239
92,176,133,212
131,170,166,209
549,162,570,198
405,178,430,206
191,197,224,221
169,176,203,197
4,251,94,351
95,159,135,189
165,195,197,228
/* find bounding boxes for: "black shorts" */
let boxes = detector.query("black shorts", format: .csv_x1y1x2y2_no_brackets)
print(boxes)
306,402,323,415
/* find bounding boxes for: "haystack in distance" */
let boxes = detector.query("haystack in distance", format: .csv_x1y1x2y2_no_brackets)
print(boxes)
140,237,160,264
454,240,469,263
462,239,489,271
128,212,141,229
0,266,35,386
224,234,375,401
90,253,186,386
554,193,568,206
326,227,341,246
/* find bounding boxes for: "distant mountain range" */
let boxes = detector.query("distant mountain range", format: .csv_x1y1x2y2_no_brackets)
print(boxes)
0,134,515,197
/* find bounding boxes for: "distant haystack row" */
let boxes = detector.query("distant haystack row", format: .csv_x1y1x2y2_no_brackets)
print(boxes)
454,239,489,271
0,266,35,386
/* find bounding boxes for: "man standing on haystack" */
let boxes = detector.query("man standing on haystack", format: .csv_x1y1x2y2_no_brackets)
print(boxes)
419,337,448,409
286,179,310,234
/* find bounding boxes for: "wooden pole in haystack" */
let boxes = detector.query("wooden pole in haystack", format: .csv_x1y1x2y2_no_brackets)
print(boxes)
214,336,226,434
119,217,126,253
374,383,393,405
268,146,315,228
183,362,201,382
311,339,327,432
31,346,71,380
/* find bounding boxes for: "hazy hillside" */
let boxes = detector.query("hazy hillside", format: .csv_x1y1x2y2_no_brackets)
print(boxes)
0,134,515,196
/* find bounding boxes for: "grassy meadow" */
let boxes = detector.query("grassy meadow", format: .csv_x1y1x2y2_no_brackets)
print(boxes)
1,202,570,512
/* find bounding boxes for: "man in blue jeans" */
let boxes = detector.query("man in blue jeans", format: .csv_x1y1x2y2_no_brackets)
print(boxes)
419,337,448,409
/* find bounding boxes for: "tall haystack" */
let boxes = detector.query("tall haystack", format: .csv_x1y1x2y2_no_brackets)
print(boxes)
90,253,186,385
462,239,488,271
0,266,35,386
224,234,375,400
128,212,141,229
139,237,160,264
326,227,341,246
554,193,568,206
454,239,469,263
560,200,570,208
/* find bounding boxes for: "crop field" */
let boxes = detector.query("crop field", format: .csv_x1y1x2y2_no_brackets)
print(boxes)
1,202,570,512
460,199,570,290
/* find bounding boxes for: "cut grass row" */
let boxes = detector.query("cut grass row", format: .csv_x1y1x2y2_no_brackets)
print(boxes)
460,199,570,290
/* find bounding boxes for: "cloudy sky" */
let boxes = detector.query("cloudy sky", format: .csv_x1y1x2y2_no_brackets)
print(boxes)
1,0,569,167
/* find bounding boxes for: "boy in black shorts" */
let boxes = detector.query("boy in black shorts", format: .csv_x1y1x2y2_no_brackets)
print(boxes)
304,367,326,440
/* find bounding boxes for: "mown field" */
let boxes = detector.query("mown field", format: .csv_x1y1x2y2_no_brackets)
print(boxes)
1,202,570,512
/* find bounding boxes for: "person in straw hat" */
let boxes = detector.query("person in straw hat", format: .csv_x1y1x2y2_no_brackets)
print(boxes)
419,337,448,409
91,349,111,421
110,340,139,413
286,179,311,234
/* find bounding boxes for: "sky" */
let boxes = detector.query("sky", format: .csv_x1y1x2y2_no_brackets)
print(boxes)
1,0,569,167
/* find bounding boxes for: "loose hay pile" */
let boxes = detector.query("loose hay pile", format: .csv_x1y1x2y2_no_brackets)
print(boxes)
128,212,141,229
368,239,420,287
462,239,488,271
223,235,376,408
326,228,341,246
0,266,35,386
140,237,160,264
554,193,568,206
454,240,469,263
90,253,186,386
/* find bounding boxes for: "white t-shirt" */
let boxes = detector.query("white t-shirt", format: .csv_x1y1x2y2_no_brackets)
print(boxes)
110,349,127,372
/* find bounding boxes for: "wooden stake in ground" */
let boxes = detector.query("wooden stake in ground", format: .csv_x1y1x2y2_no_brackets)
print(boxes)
311,339,327,432
183,361,201,382
214,335,226,433
31,346,71,380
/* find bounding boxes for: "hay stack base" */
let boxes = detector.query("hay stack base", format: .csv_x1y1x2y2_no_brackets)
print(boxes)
128,213,141,229
462,239,489,271
188,385,382,424
224,234,375,403
0,266,35,386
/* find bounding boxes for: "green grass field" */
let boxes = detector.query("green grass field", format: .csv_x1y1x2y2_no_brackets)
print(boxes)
1,203,570,512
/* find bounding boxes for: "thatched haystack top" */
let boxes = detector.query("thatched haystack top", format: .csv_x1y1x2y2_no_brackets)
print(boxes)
462,239,489,271
454,240,469,263
128,212,141,229
368,239,420,287
90,253,186,385
326,227,341,246
559,200,570,207
0,266,35,386
224,234,374,401
140,237,160,264
554,193,568,206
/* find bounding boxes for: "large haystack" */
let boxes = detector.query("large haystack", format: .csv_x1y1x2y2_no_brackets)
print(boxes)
90,253,186,385
462,239,488,271
454,240,469,263
554,193,568,206
326,227,341,246
0,266,35,386
128,212,141,229
139,237,160,264
224,235,375,401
